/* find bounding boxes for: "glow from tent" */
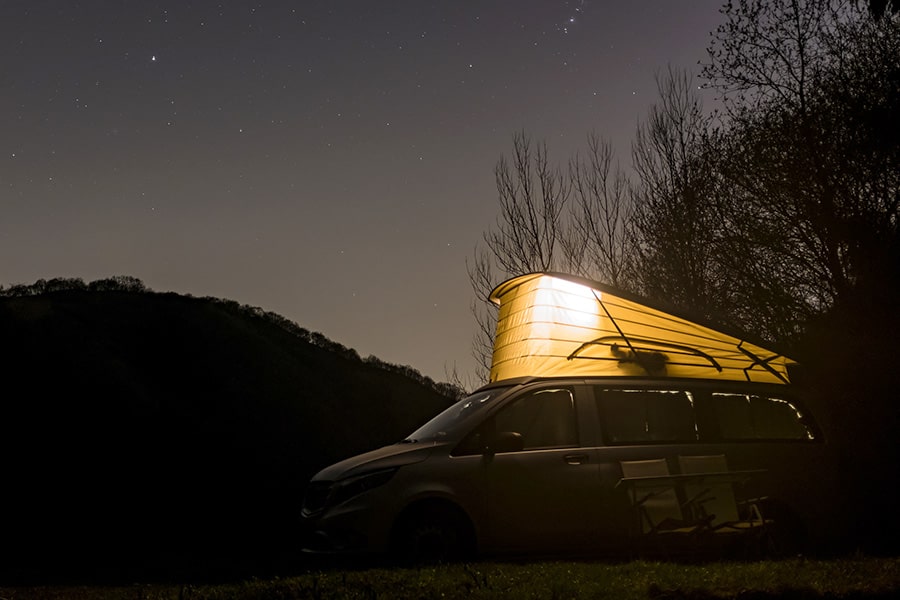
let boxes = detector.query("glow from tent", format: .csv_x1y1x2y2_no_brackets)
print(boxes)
533,277,601,329
489,272,797,384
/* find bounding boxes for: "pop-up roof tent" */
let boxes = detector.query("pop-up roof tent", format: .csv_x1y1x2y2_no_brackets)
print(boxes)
488,272,797,384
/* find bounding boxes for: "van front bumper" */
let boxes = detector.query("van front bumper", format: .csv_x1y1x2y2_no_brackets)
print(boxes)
300,499,394,555
301,523,369,554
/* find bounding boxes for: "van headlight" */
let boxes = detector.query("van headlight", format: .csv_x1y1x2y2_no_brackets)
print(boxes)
328,467,398,508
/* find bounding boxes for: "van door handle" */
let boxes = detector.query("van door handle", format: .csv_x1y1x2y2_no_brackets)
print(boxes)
563,453,589,465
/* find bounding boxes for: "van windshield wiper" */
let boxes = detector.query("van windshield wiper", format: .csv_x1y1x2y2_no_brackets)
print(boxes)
399,438,417,444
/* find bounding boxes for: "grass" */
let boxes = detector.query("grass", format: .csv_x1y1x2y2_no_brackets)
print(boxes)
2,556,899,600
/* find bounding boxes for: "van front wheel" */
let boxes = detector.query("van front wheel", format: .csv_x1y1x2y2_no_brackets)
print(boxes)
392,502,473,564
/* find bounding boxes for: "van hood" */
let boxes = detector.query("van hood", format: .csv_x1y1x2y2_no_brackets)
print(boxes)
312,441,438,482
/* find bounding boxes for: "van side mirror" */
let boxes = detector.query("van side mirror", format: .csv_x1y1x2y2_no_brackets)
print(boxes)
491,431,524,454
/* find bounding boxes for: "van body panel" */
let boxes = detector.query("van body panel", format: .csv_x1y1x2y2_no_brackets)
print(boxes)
481,446,602,553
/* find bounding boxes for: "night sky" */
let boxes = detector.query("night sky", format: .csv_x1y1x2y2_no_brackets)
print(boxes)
2,1,724,383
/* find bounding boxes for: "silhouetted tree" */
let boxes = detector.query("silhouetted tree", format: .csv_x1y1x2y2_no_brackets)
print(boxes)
699,0,899,341
629,67,730,323
702,0,850,117
87,275,148,293
44,277,87,292
862,0,899,19
467,130,639,381
488,131,571,275
564,132,634,288
692,1,900,549
467,131,572,379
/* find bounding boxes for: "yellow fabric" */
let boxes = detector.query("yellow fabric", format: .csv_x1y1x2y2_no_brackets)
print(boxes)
488,273,796,384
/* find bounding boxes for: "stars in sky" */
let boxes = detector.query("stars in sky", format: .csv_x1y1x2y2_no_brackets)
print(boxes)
560,0,586,34
1,1,726,382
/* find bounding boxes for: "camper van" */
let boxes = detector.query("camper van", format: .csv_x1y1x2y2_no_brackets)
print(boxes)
300,273,837,560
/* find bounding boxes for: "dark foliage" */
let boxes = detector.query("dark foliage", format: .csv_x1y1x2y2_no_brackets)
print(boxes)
0,279,457,582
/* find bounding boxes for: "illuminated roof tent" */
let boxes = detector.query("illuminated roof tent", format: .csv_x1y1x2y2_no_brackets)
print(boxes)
488,272,797,384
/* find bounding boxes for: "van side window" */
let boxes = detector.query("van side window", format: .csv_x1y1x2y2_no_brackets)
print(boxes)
596,388,698,444
712,393,816,441
494,388,578,451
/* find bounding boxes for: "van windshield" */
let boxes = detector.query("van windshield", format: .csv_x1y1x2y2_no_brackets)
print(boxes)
404,387,511,443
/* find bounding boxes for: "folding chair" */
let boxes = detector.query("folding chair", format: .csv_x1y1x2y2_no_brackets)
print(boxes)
677,454,772,555
619,458,710,536
677,455,768,528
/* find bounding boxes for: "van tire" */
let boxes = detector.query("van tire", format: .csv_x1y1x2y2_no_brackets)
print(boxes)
391,502,474,565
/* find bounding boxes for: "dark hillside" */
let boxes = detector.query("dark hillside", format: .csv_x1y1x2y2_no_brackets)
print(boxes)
0,285,457,580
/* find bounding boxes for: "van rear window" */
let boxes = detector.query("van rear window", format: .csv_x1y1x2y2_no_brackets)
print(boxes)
596,388,698,444
711,393,816,441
